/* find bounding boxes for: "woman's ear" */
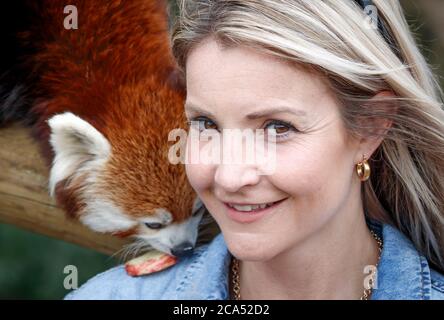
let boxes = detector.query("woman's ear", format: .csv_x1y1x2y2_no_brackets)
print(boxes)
356,90,398,161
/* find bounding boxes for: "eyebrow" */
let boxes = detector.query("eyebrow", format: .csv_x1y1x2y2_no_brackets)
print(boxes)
184,102,307,120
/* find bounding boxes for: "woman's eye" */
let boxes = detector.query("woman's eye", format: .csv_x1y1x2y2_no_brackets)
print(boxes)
264,120,297,138
144,222,164,230
187,117,217,132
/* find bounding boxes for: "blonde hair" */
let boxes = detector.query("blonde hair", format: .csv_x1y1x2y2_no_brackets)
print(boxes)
171,0,444,272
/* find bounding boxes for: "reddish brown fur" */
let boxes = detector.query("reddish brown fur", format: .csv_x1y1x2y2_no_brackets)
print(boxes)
24,0,196,228
114,227,139,238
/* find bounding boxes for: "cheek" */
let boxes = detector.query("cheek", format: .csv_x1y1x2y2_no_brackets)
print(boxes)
184,134,215,194
272,134,355,202
261,136,356,242
185,162,212,193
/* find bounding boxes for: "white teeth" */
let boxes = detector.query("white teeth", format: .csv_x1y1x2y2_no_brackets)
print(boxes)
228,202,274,212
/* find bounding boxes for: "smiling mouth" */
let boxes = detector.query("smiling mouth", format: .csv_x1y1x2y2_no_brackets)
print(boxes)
224,198,287,213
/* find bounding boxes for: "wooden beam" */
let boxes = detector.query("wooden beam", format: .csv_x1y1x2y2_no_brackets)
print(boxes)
0,123,130,256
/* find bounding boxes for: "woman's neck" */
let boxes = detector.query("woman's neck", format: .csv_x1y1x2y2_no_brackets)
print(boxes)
238,210,380,300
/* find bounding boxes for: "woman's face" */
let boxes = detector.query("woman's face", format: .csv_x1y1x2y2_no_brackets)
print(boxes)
184,38,363,261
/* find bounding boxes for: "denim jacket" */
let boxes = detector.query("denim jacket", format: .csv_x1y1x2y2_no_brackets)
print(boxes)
65,221,444,300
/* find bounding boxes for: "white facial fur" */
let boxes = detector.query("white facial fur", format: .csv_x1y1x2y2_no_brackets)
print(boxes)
79,199,138,233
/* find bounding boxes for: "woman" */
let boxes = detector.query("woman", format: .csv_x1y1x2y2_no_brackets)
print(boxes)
66,0,444,299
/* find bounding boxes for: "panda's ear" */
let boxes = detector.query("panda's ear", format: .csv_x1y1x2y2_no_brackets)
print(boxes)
47,112,111,196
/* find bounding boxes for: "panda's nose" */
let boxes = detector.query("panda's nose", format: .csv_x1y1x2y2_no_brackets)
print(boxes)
171,242,194,257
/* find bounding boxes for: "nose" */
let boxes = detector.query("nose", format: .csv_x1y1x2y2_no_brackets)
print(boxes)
171,242,194,257
214,164,260,193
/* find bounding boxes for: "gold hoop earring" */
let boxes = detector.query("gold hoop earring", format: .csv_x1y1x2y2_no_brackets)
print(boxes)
356,155,371,181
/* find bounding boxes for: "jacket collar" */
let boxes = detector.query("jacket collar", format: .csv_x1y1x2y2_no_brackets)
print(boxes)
370,221,432,300
173,221,432,300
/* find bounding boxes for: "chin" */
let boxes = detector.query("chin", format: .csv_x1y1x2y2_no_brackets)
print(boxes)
222,230,280,262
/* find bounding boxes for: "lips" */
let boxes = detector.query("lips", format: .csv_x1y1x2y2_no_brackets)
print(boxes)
224,198,287,223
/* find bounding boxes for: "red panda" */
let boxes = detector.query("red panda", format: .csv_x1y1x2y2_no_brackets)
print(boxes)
0,0,213,257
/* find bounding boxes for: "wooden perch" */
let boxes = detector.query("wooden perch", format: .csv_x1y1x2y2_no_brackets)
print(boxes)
0,123,130,256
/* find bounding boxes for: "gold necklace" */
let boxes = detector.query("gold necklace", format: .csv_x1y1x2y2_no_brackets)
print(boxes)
230,229,383,300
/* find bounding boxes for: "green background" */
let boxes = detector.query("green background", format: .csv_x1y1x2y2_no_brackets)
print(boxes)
0,223,118,299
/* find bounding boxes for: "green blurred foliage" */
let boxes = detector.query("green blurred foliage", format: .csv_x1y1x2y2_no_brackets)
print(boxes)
0,223,118,299
402,0,444,89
